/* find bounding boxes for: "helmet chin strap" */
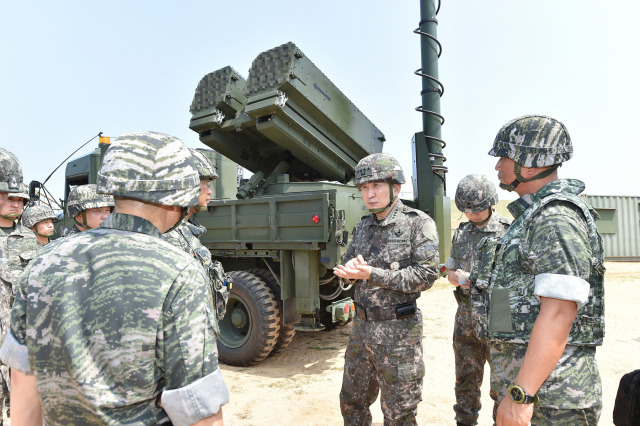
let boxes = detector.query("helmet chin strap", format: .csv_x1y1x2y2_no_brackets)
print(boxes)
367,183,397,214
164,207,189,234
0,213,19,221
74,212,92,230
500,163,559,192
469,208,492,227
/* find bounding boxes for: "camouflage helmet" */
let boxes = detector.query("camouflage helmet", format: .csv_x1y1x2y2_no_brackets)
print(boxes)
13,183,31,201
190,148,218,180
488,114,573,167
97,131,200,207
455,174,498,213
0,147,24,193
66,184,115,217
21,204,56,228
354,153,406,187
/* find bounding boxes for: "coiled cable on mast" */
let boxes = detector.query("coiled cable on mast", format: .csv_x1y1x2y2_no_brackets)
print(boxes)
414,0,447,178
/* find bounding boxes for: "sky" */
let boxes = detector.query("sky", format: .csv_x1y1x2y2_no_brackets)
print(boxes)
2,0,639,206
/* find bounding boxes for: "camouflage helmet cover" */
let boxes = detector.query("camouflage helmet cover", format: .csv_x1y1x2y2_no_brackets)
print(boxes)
66,184,115,217
190,148,218,180
488,114,573,167
22,204,56,228
0,147,24,193
354,153,406,187
13,183,31,201
455,174,498,213
97,131,200,207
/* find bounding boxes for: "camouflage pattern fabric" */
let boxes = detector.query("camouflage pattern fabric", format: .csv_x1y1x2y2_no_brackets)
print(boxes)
0,244,12,417
488,115,573,167
444,213,510,425
164,219,229,323
5,213,227,424
59,224,83,238
0,148,23,193
1,223,38,295
481,179,604,419
96,131,200,208
190,148,218,180
66,184,115,217
339,200,439,424
454,174,499,214
490,341,602,416
354,153,406,187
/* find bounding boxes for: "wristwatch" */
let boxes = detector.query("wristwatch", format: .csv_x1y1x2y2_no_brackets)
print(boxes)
508,383,539,405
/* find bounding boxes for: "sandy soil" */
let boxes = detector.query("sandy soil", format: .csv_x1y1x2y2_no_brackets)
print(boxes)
220,262,640,425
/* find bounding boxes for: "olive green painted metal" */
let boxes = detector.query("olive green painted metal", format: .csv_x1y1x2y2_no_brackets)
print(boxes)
410,0,451,267
190,42,385,184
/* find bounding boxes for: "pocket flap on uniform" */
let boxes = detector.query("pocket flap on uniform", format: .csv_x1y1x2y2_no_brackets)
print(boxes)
489,288,513,333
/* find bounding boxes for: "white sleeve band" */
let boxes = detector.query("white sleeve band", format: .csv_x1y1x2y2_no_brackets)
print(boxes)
0,330,31,374
534,273,591,308
444,256,458,270
161,367,229,426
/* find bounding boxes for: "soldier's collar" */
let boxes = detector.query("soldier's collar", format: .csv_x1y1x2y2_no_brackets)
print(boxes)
100,212,163,239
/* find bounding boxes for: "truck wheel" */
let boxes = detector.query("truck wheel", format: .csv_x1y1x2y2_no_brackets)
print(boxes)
217,271,280,366
247,268,296,355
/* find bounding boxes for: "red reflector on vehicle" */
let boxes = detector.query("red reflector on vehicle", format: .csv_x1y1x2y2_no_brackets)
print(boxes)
312,214,320,223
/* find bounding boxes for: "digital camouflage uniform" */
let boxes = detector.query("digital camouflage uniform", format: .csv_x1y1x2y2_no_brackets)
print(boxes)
0,147,29,424
164,148,228,324
340,153,440,425
59,224,82,237
164,219,229,325
444,174,511,425
0,132,229,425
478,116,605,425
445,214,510,425
2,185,37,293
1,222,38,296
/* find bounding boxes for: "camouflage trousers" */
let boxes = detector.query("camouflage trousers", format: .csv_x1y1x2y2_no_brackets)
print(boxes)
340,324,424,426
452,291,490,425
490,341,602,425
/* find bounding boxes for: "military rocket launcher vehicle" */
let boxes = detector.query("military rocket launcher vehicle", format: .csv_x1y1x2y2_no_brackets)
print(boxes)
47,0,449,367
188,42,386,366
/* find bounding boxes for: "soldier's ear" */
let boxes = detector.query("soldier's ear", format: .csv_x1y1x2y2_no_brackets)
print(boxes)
392,184,401,196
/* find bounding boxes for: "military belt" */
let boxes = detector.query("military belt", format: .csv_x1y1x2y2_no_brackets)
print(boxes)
354,302,417,321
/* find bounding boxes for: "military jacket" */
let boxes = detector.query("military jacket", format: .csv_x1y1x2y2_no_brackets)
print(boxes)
164,218,228,322
0,223,38,294
483,179,605,346
164,219,209,265
344,201,439,344
445,212,511,296
1,213,228,425
59,224,83,237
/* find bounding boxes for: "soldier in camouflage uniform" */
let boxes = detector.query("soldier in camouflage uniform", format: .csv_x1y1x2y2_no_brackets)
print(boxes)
334,153,440,425
59,183,115,237
445,174,511,426
1,181,38,294
0,132,228,425
164,148,229,324
0,147,32,424
21,204,56,247
474,115,604,425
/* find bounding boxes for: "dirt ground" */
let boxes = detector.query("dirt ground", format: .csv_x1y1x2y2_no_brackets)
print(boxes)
220,262,640,425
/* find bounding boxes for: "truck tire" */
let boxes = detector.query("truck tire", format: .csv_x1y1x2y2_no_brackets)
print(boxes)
247,268,296,355
217,271,280,366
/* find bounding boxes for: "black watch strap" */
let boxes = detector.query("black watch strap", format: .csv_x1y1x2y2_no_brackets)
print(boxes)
508,383,539,405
